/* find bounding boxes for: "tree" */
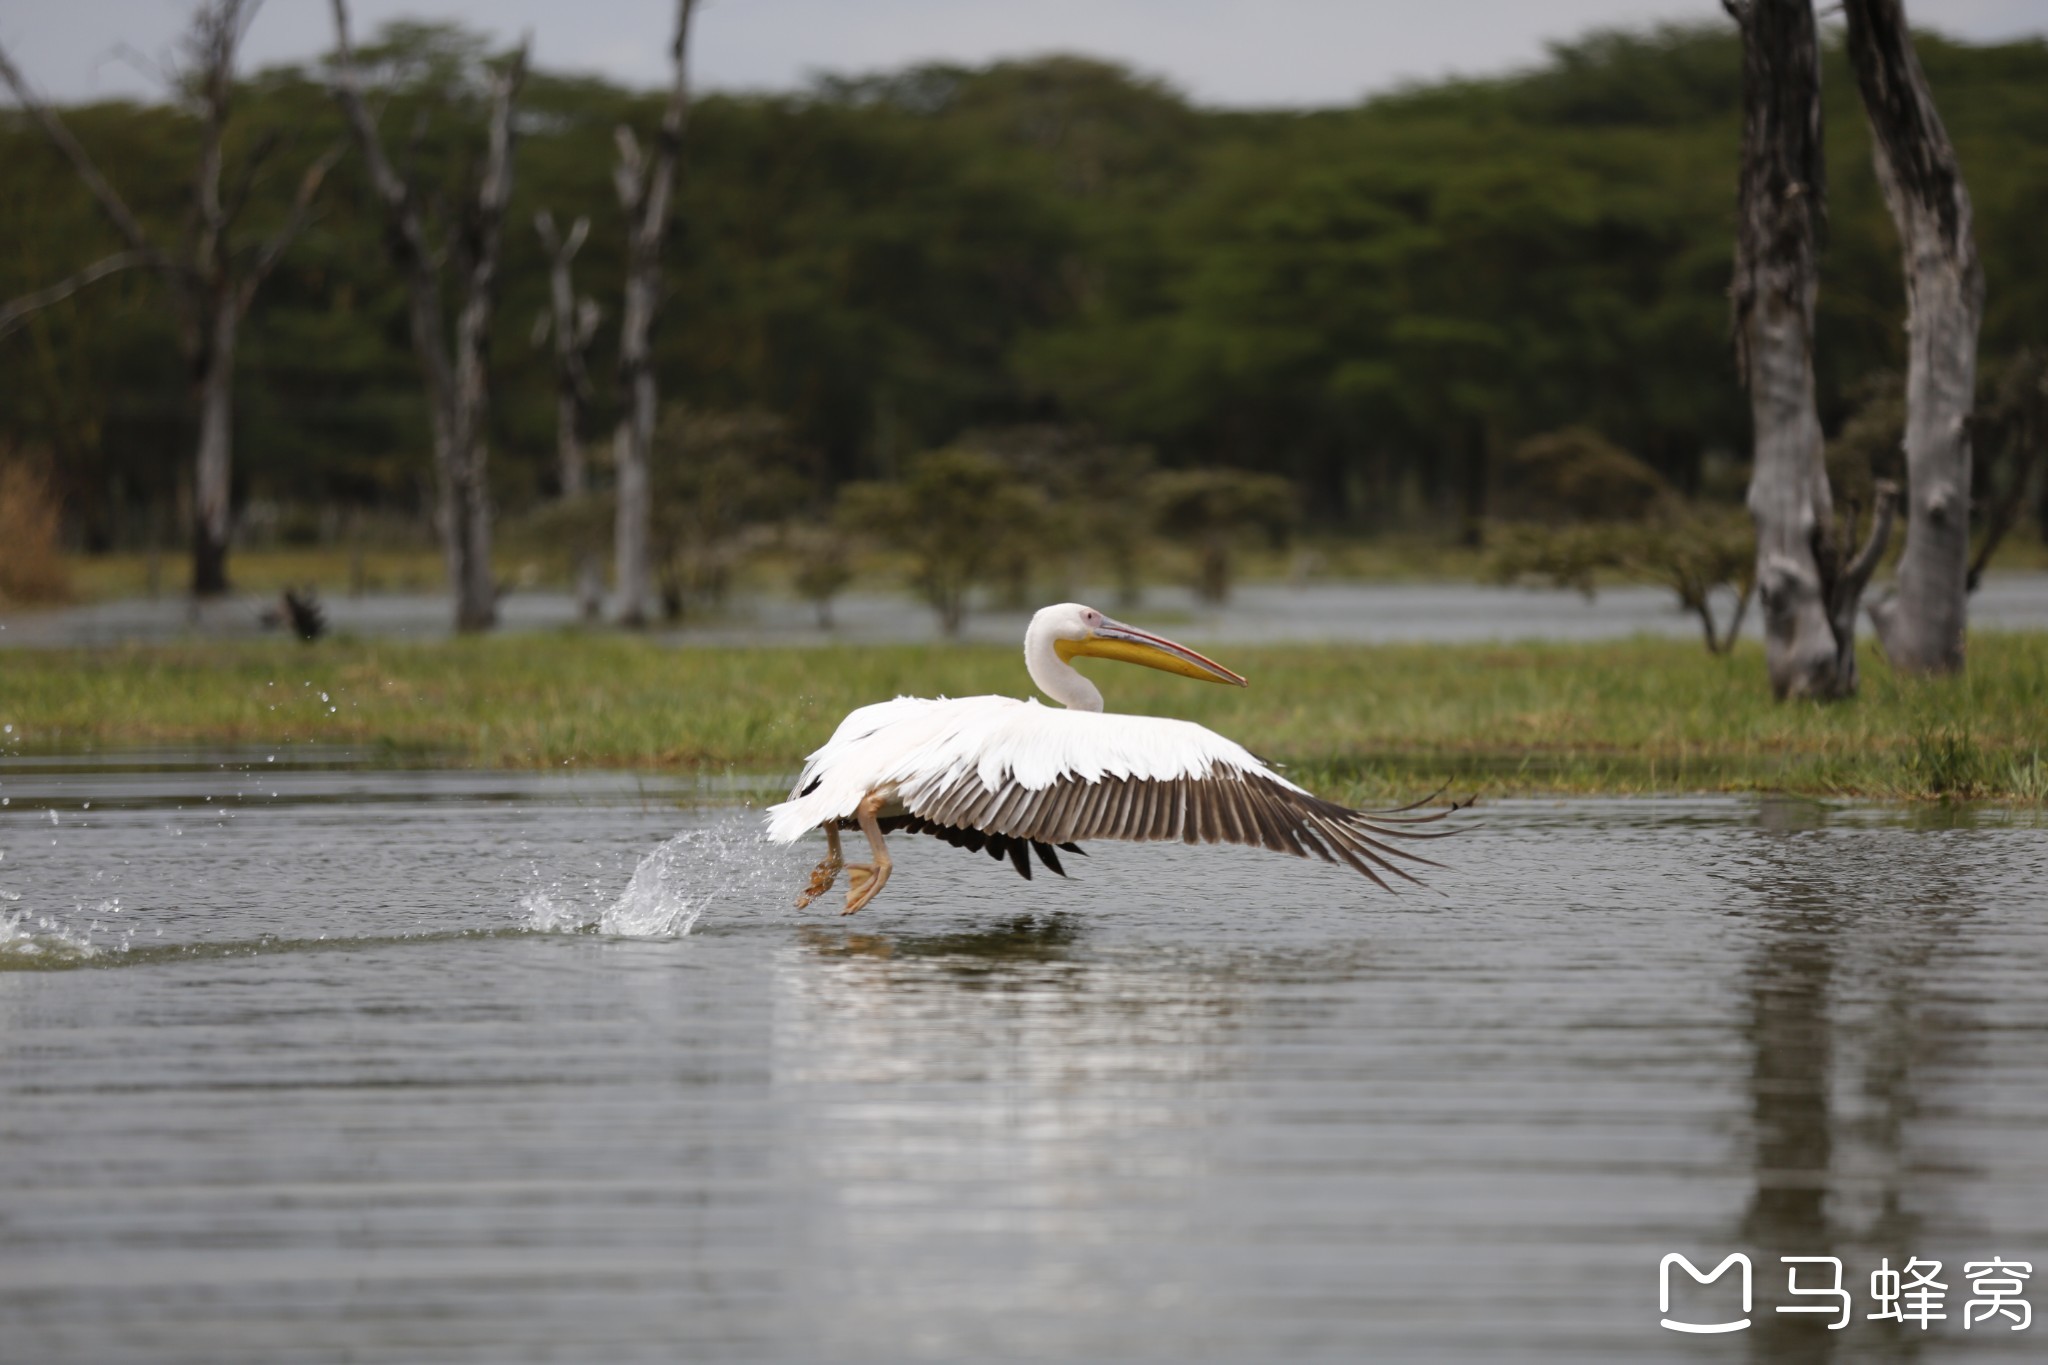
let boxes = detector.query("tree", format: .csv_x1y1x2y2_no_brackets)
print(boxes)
1725,0,1893,699
0,444,70,605
612,0,699,627
1968,349,2047,589
1490,427,1757,653
1845,0,1984,675
1146,468,1296,603
648,408,810,617
533,209,604,620
328,1,527,632
960,425,1158,605
0,0,336,595
839,448,1048,636
791,530,855,629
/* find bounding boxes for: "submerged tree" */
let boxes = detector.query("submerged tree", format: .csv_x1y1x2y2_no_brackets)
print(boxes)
0,0,337,596
1845,0,1985,675
612,0,700,627
1725,0,1893,699
328,1,528,632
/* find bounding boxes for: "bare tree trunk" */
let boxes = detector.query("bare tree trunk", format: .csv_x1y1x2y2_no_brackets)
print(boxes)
535,210,605,621
534,212,596,497
1845,0,1984,675
329,0,526,633
1728,0,1861,699
612,0,699,627
0,2,333,600
447,57,522,633
190,297,238,594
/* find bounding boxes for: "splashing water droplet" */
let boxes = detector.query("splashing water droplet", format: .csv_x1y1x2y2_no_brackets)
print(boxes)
523,813,783,939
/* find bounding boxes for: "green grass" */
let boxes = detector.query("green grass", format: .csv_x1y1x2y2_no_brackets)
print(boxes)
1,634,2044,803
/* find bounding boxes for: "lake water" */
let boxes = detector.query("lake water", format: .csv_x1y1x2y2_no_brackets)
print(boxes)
2,755,2045,1363
6,572,2047,648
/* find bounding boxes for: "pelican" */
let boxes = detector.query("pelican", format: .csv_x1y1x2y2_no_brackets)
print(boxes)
765,602,1456,914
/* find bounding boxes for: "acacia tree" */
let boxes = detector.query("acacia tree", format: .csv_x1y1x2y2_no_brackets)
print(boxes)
1844,0,1984,675
328,0,527,632
1725,0,1893,700
612,0,699,627
0,0,337,596
839,449,1049,637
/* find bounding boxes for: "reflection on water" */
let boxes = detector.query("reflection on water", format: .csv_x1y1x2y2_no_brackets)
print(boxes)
0,761,2044,1362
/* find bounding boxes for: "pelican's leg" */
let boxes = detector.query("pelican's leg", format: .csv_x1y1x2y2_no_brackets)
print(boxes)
794,823,844,909
842,792,893,916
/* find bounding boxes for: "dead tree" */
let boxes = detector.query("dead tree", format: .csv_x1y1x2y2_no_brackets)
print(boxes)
1844,0,1984,675
1726,0,1893,699
533,209,604,619
534,212,600,502
612,0,699,627
0,1,337,596
328,0,528,632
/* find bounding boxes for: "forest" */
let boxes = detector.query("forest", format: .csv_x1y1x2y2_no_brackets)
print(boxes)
2,18,2045,579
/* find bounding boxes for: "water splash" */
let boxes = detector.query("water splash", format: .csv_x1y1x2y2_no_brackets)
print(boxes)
0,909,102,968
521,812,783,939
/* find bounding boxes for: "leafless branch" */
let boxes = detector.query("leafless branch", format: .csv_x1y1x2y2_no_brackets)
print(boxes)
612,126,645,209
0,39,155,251
0,249,162,340
221,129,282,226
241,140,346,306
1841,478,1900,595
189,1,254,251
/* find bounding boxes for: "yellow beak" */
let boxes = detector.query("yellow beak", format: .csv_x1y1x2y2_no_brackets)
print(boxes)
1056,617,1248,686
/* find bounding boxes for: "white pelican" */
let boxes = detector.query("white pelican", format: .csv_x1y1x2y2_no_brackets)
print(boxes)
765,602,1455,914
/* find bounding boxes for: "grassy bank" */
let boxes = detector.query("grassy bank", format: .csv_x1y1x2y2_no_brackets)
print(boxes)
1,634,2043,803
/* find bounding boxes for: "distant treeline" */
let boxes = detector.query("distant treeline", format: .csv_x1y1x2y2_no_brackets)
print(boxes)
3,21,2045,548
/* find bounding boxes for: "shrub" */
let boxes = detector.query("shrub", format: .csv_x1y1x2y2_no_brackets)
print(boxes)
0,451,69,606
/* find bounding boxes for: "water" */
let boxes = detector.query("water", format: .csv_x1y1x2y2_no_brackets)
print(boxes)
2,755,2045,1362
6,571,2047,648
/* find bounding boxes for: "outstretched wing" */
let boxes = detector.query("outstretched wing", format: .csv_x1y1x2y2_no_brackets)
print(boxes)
900,759,1451,892
766,696,1458,891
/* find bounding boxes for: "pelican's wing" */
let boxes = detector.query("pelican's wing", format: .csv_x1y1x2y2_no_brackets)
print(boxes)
891,705,1453,892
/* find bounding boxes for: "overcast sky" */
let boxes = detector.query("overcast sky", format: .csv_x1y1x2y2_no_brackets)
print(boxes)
4,0,2045,107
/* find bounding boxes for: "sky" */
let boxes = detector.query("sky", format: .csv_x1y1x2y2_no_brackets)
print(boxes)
3,0,2046,107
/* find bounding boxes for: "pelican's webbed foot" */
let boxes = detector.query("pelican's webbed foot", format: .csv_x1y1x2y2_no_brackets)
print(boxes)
794,824,844,910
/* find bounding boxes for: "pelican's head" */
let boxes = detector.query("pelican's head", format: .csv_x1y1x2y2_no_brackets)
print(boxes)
1028,602,1247,688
